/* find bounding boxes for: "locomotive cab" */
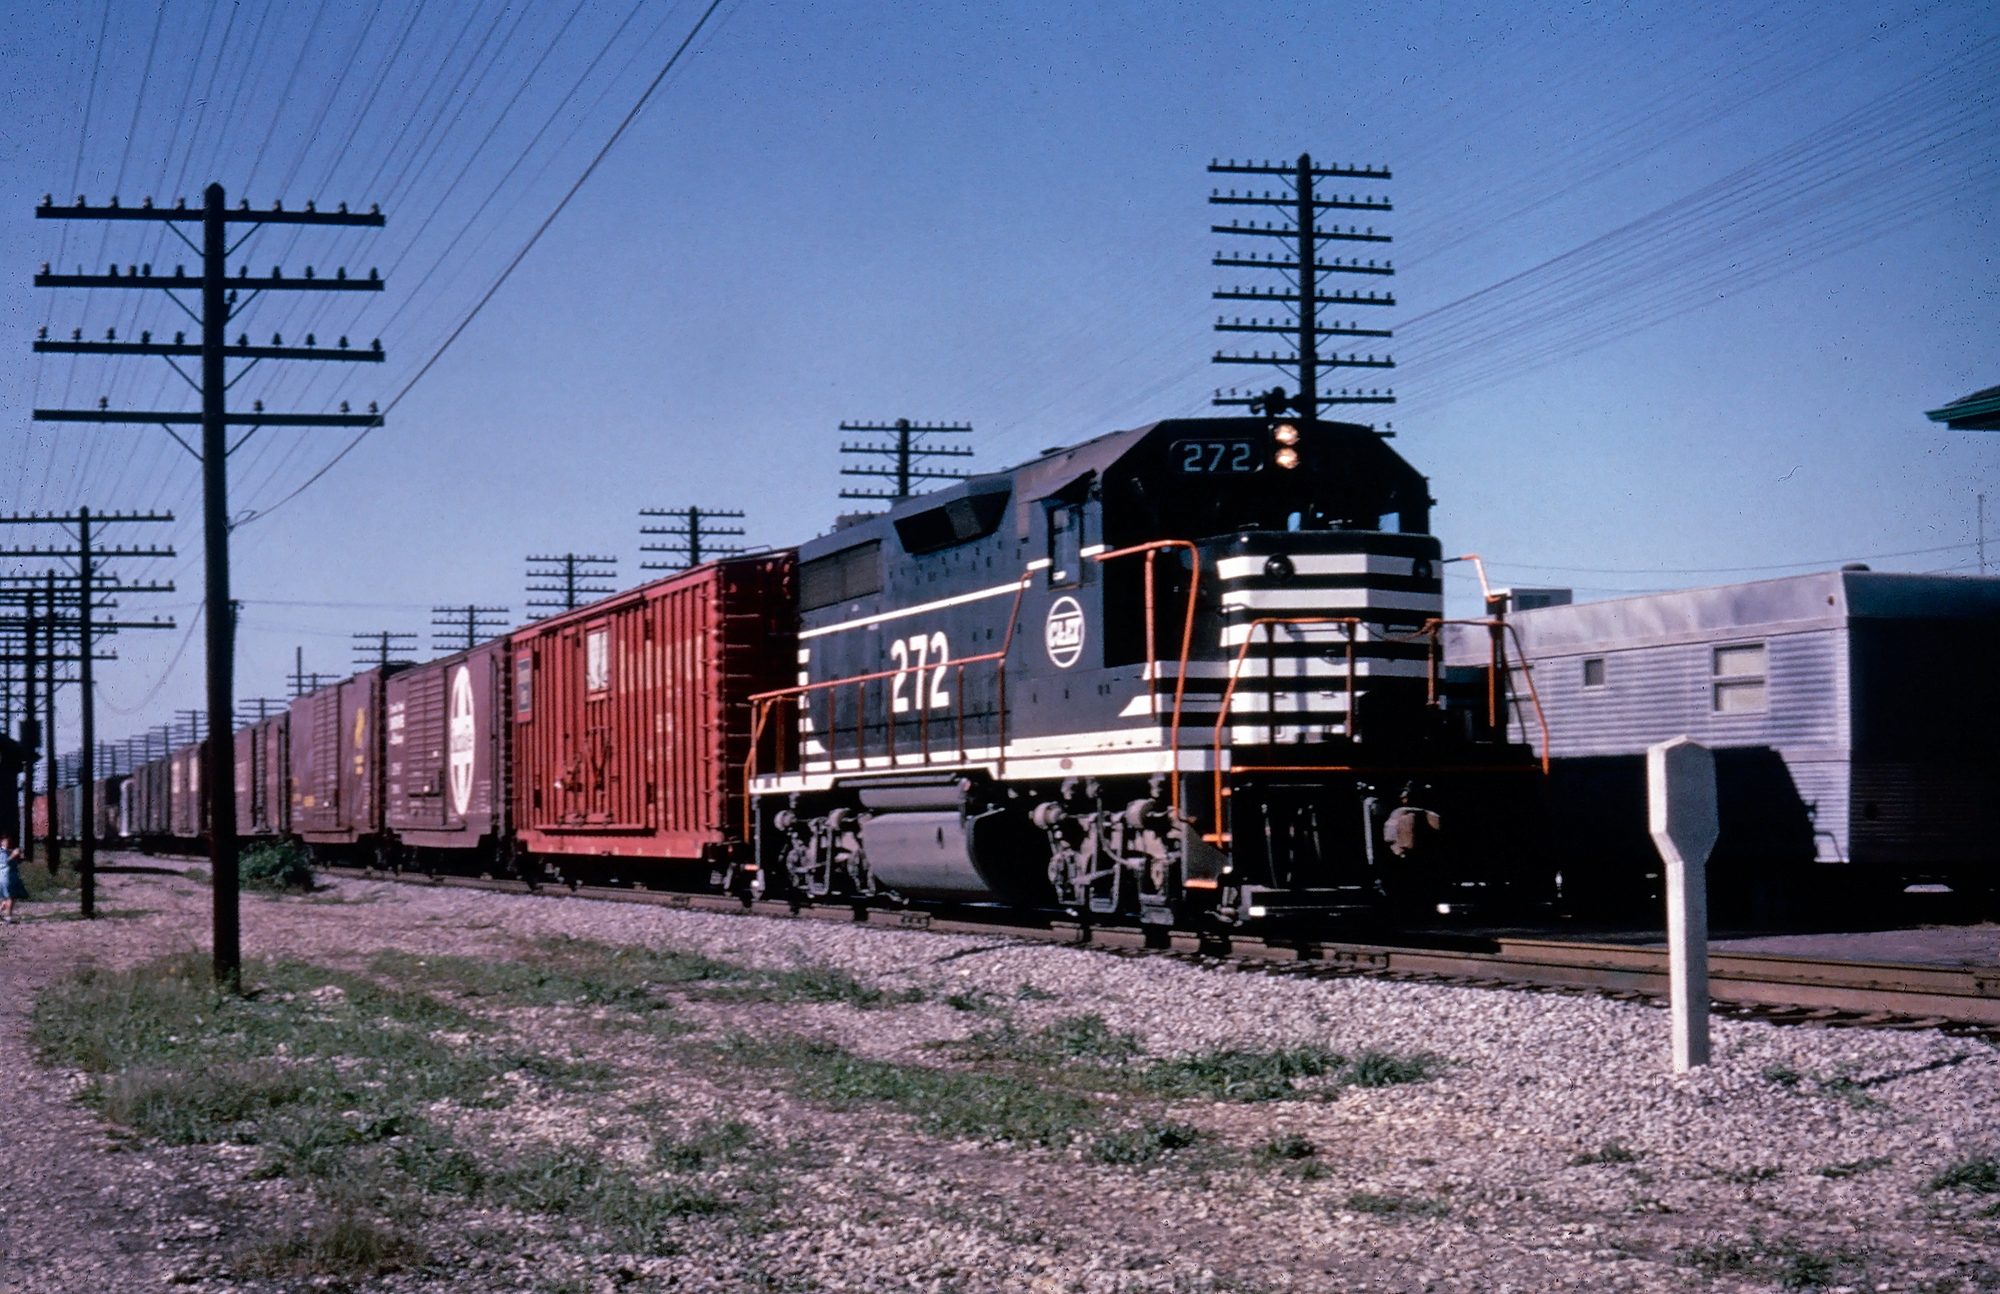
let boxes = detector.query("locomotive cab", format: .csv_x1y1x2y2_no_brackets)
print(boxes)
748,416,1547,928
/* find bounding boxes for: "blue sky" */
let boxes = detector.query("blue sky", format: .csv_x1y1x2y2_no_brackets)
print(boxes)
0,0,1994,756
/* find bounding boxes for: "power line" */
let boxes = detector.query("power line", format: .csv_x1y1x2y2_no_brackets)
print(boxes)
235,0,730,527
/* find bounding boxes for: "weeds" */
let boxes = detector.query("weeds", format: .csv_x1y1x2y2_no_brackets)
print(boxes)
1342,1192,1449,1218
1088,1121,1202,1165
1259,1133,1317,1162
1814,1157,1890,1179
652,1119,758,1171
239,840,315,893
945,1013,1144,1066
1676,1234,1858,1290
1929,1155,2000,1195
1143,1046,1436,1102
1014,982,1057,1001
1570,1141,1639,1166
485,1141,720,1253
234,1210,425,1278
721,1034,1100,1146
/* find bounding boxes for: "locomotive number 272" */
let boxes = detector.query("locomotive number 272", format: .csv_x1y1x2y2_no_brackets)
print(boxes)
890,632,951,713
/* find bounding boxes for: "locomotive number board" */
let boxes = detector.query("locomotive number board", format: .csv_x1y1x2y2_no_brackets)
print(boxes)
1171,438,1265,473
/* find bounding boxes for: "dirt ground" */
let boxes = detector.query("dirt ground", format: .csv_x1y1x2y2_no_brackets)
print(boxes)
2,858,1997,1294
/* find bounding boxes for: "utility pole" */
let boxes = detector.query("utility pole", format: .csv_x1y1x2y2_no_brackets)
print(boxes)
839,419,973,504
234,697,289,724
15,587,36,869
640,507,745,570
0,510,173,913
430,605,509,654
33,185,387,987
351,630,418,670
175,710,208,748
288,647,336,698
1209,154,1396,426
525,554,617,618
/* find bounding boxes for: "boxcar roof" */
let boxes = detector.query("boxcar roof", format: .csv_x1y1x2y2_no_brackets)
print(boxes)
1451,570,2000,660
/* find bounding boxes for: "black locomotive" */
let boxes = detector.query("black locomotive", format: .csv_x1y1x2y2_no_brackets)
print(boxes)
751,415,1547,928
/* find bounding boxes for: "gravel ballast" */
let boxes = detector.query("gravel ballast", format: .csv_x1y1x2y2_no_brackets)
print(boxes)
2,859,1995,1293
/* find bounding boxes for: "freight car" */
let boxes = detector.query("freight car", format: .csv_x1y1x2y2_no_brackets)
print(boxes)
119,414,1551,929
291,667,402,866
508,554,795,887
52,775,125,844
1455,569,2000,919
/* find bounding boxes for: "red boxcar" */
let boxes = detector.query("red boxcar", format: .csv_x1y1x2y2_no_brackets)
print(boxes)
386,639,510,862
235,713,290,839
511,554,794,879
291,668,399,860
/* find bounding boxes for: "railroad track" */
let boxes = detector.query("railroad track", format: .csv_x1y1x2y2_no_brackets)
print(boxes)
321,865,2000,1039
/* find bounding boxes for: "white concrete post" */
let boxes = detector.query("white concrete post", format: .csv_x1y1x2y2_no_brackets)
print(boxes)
1648,736,1718,1072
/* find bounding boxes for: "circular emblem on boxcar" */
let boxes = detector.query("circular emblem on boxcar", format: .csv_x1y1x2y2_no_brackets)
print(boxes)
1045,595,1085,669
448,665,476,818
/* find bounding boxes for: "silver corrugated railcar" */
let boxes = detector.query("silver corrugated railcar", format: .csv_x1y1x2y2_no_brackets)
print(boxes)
1452,570,2000,918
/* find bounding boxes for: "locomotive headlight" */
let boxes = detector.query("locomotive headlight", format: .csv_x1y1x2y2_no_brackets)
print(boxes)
1274,446,1300,470
1272,422,1300,446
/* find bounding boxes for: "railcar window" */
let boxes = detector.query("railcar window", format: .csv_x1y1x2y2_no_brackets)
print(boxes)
1582,657,1606,688
1712,643,1767,712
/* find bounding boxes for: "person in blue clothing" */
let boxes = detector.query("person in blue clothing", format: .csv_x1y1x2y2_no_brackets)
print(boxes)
0,835,24,922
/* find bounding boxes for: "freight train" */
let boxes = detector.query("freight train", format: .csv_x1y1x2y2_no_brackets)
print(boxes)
108,415,1555,930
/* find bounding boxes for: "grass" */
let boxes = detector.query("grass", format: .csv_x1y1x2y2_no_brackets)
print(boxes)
1570,1141,1639,1166
377,936,901,1017
484,1141,721,1253
1143,1046,1437,1102
31,951,782,1266
1258,1133,1317,1162
239,839,315,893
1342,1192,1449,1218
1676,1234,1859,1290
1928,1155,2000,1195
1814,1157,1890,1179
1088,1120,1203,1165
234,1210,427,1278
721,1034,1102,1147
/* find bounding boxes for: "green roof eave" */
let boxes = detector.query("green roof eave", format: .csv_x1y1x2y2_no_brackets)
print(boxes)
1925,383,2000,431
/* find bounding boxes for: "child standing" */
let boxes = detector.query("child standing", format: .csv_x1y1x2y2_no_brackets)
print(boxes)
0,835,24,922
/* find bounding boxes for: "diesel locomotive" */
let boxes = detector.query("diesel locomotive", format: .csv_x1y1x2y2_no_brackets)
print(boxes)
107,414,1552,930
749,414,1547,927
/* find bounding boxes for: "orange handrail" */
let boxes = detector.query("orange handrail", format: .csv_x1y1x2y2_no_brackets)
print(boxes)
1208,616,1362,841
1090,540,1200,819
741,574,1033,839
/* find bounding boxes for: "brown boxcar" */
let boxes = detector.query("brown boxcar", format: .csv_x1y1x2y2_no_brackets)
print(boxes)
235,713,290,839
127,756,171,842
58,777,126,843
512,554,794,877
169,743,206,841
386,639,509,861
291,668,399,859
